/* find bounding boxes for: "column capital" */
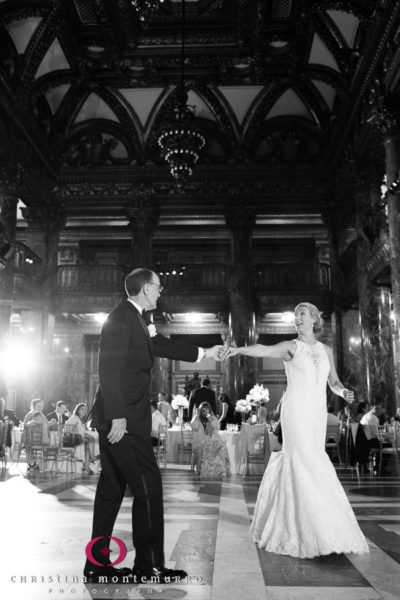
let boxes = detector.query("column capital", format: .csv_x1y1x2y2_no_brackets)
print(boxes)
225,205,256,232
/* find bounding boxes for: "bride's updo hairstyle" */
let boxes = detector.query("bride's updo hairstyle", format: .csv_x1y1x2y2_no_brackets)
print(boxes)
294,302,324,334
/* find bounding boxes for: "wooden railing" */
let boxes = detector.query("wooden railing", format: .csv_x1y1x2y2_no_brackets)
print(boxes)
56,261,331,296
157,264,228,292
254,262,331,291
56,264,126,293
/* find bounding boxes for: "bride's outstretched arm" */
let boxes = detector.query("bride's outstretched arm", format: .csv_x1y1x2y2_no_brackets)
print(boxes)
223,341,295,360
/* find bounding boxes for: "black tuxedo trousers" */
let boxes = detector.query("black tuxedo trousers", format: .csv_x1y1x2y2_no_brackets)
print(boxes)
87,431,164,570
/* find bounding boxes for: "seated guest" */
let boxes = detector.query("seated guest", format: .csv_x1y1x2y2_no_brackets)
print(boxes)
157,392,176,427
150,399,167,447
0,396,20,448
23,398,47,425
357,404,390,474
190,402,230,479
354,401,368,423
391,407,400,424
327,405,340,425
218,393,239,430
66,403,96,475
47,401,68,428
157,392,170,421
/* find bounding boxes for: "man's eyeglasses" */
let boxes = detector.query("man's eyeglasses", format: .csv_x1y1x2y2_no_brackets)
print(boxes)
148,282,163,293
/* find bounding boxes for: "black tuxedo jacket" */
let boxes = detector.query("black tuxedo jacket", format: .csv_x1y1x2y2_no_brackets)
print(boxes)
188,386,217,418
46,411,68,424
92,300,199,435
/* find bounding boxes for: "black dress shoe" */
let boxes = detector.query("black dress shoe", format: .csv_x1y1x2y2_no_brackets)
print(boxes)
83,566,133,584
132,566,188,583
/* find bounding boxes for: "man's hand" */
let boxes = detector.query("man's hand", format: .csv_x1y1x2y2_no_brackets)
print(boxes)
107,417,127,444
203,345,224,360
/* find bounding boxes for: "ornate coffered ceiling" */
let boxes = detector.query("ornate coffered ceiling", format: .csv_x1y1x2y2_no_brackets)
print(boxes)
0,0,399,215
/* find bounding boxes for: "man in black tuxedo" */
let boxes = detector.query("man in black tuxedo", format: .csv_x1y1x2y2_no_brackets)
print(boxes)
47,401,68,428
188,378,217,419
84,268,222,584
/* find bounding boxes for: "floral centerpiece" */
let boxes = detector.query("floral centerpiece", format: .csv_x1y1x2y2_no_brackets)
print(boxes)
171,394,189,410
246,383,269,423
246,383,269,406
235,399,252,414
171,394,189,426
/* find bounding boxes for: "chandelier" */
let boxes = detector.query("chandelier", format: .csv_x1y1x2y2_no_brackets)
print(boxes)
131,0,164,26
157,0,206,186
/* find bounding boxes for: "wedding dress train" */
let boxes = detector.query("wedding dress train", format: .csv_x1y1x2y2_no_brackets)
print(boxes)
250,339,369,558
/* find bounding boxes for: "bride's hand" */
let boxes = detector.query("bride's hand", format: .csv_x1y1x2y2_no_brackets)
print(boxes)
343,389,354,403
218,347,239,360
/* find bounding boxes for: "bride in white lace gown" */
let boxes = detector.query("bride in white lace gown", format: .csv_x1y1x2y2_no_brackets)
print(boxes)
226,302,369,558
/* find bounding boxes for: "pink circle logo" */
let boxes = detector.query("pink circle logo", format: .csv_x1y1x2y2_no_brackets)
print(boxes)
85,537,127,566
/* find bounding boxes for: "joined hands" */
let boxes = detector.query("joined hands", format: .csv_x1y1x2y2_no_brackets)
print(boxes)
203,345,239,361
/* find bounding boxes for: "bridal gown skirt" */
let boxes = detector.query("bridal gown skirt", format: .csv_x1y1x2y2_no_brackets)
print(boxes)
250,447,369,558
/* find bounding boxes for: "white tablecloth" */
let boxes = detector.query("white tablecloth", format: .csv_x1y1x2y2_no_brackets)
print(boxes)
165,425,280,474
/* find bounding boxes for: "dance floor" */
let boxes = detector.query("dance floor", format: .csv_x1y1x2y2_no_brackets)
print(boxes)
1,462,399,600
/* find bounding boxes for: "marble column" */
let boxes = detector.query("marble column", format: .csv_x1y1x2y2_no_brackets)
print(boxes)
226,206,256,400
353,170,389,406
0,194,18,347
21,199,66,403
127,186,158,269
384,133,400,410
151,356,172,398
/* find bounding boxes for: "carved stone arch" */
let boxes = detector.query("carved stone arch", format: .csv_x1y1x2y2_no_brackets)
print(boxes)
248,116,325,165
31,72,75,103
19,11,63,86
52,83,93,134
59,119,137,167
97,87,144,157
291,79,332,130
311,6,358,77
322,1,376,22
142,87,174,141
193,117,231,165
304,65,347,96
0,24,20,83
196,85,238,156
243,82,320,151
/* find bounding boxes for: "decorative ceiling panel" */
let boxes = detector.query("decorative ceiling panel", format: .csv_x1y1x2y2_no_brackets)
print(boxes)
6,17,41,54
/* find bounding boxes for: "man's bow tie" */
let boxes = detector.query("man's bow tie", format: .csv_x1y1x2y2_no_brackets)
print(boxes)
142,310,153,325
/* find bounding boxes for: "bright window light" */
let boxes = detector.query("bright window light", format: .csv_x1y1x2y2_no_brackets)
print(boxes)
0,340,37,378
185,312,202,323
281,312,294,323
94,313,108,324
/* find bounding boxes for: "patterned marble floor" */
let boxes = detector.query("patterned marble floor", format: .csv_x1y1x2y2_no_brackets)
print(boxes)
0,462,399,600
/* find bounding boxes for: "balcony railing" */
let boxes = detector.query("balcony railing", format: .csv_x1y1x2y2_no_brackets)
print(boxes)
57,264,126,293
254,262,331,291
157,264,228,292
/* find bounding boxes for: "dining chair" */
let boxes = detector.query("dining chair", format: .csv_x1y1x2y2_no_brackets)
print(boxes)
0,421,8,468
57,423,78,474
156,424,168,471
241,424,266,476
26,423,45,472
325,424,342,465
378,425,399,475
177,427,194,469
